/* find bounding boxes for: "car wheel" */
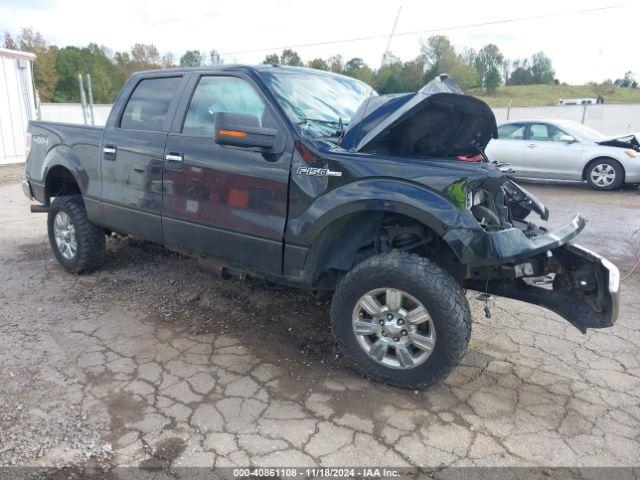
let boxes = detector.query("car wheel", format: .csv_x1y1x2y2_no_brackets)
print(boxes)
586,159,624,190
330,251,471,389
47,195,105,273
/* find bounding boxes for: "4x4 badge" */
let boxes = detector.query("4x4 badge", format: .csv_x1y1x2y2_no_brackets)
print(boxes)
297,166,342,177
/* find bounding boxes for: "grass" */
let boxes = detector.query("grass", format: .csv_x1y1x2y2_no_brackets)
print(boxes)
468,84,640,108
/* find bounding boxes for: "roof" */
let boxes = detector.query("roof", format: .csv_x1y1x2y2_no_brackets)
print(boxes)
0,48,36,61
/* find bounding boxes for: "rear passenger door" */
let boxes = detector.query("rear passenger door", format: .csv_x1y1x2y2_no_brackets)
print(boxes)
161,73,292,275
100,74,186,242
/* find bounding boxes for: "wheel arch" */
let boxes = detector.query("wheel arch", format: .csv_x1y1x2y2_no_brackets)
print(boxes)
41,145,89,203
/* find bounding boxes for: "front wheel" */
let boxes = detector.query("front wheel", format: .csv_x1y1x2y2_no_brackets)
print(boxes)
47,195,105,273
586,159,624,190
330,252,471,389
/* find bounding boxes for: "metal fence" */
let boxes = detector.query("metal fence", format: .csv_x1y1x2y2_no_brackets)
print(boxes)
38,102,640,136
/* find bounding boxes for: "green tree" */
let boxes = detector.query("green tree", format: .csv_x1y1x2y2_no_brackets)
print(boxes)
530,52,555,84
208,50,223,65
53,44,124,103
507,59,533,85
343,57,375,85
262,53,280,65
280,49,303,66
475,44,504,91
308,58,329,71
614,71,638,88
420,35,459,82
19,28,59,102
180,50,202,67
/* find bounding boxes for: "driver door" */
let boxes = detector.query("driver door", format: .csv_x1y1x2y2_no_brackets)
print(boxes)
524,123,584,180
162,74,292,275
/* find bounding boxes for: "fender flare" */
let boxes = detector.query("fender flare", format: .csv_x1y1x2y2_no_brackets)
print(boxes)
40,144,89,197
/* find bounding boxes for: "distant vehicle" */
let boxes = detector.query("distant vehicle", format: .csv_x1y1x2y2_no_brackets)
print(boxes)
558,98,602,105
485,119,640,190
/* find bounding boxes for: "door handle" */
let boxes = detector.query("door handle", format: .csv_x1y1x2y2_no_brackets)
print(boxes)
526,143,537,148
103,145,117,160
165,153,183,162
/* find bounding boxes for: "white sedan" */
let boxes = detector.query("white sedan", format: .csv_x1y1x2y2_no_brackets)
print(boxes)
485,119,640,190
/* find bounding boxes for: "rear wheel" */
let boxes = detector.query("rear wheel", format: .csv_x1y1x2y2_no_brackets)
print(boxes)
47,195,105,273
330,251,471,389
586,159,624,190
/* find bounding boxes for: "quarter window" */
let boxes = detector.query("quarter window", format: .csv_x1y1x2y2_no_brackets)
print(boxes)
497,124,525,140
183,76,270,136
120,77,181,131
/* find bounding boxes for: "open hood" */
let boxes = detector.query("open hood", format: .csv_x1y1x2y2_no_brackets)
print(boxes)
340,74,498,158
596,133,640,152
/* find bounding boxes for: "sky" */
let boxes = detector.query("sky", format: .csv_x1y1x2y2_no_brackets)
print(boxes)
0,0,638,84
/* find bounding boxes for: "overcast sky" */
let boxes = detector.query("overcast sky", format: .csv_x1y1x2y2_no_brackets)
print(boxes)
1,0,637,84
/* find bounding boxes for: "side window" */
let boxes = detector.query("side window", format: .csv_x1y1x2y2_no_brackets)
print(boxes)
529,123,567,141
497,124,525,140
120,77,181,131
182,76,270,136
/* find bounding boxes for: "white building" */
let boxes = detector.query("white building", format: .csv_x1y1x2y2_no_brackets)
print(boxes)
0,47,37,165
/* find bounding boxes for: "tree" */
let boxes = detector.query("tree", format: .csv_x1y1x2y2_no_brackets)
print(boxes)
18,28,59,101
308,58,329,71
343,57,375,85
160,52,175,68
180,50,202,67
280,48,303,66
507,58,533,85
262,53,280,65
208,50,223,65
420,35,458,82
3,32,18,50
484,67,502,93
53,44,124,103
530,52,555,84
474,44,504,91
328,54,344,73
114,43,163,78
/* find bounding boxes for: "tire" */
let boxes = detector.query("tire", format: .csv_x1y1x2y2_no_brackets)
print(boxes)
330,251,471,389
47,195,105,273
585,159,624,190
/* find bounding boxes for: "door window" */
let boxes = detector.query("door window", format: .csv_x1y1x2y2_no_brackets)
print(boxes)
120,77,181,131
529,123,566,141
183,76,271,136
497,124,525,140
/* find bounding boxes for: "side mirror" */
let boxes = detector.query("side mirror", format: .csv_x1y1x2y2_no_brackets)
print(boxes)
214,112,278,150
559,134,576,143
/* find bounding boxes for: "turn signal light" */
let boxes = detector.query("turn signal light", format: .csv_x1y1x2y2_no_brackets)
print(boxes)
218,129,247,138
625,150,637,158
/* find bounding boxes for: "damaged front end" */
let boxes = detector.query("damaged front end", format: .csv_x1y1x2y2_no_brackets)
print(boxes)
455,181,620,333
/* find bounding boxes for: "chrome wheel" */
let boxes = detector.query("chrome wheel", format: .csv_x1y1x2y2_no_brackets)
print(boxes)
590,163,616,187
53,211,77,260
352,288,436,370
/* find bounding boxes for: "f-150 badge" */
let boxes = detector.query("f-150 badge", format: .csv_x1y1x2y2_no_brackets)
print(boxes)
297,167,342,177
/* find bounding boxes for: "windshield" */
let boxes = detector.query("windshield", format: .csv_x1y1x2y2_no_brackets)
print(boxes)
260,69,376,138
564,122,607,142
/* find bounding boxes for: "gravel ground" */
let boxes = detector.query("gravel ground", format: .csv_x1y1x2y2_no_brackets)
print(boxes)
0,166,639,474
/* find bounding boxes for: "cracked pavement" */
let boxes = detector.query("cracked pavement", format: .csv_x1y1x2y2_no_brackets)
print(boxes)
1,170,639,469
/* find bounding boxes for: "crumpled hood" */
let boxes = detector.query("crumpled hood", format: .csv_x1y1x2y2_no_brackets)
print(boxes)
340,74,498,157
596,133,640,152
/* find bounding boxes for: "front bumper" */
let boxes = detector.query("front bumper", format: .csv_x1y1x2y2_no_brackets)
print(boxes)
445,213,586,266
467,242,620,333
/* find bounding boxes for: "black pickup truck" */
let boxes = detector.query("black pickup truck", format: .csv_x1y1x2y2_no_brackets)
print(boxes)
23,66,620,388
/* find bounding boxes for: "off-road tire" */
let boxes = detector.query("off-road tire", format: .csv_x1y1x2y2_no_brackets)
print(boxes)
47,195,105,273
330,251,471,389
585,158,624,190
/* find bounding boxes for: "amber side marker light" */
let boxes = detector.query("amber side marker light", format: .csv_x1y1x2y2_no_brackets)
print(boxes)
218,129,247,138
625,150,637,158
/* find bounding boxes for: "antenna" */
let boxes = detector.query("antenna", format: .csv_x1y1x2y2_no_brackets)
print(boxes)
350,5,402,151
